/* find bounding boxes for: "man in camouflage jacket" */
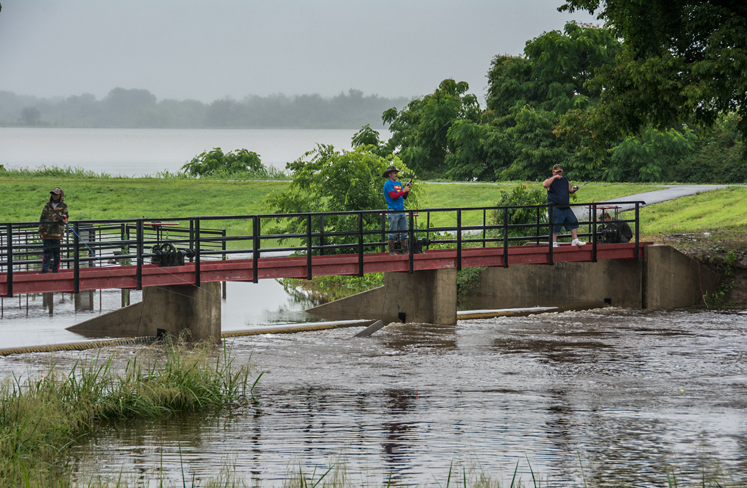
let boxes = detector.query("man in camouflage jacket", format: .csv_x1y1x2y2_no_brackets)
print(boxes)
38,187,68,273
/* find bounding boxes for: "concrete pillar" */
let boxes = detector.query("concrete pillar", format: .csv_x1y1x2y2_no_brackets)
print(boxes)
643,245,721,309
75,290,94,312
306,269,458,325
67,282,221,343
468,259,643,310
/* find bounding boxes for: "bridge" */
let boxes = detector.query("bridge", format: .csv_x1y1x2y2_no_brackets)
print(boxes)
0,201,686,341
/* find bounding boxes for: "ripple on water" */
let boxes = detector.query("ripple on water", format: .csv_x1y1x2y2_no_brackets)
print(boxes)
7,308,747,486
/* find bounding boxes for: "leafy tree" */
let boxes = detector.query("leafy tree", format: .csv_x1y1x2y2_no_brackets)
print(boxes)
488,185,549,240
181,148,265,177
382,79,481,178
559,0,747,158
488,22,620,119
444,120,513,181
680,113,746,183
608,126,697,182
439,23,620,182
264,145,420,252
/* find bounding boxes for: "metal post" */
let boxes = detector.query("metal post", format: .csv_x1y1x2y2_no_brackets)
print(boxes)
252,217,260,284
592,203,597,263
73,222,80,295
536,207,540,245
195,218,201,287
483,209,487,248
222,229,227,261
136,219,143,291
358,213,364,277
456,209,462,272
503,207,509,268
426,211,431,243
635,203,640,260
408,210,414,274
548,205,554,266
320,215,325,256
306,214,313,280
381,213,386,253
6,223,12,297
189,220,195,262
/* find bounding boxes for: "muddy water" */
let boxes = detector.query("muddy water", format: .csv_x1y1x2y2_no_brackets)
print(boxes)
59,308,747,486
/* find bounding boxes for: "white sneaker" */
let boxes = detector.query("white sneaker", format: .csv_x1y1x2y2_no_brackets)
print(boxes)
571,239,586,246
552,242,559,248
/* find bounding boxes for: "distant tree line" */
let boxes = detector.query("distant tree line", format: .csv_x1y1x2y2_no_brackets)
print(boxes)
0,88,411,129
363,19,745,184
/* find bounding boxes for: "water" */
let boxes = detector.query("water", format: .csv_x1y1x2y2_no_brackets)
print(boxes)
4,306,747,486
0,280,321,349
0,128,378,176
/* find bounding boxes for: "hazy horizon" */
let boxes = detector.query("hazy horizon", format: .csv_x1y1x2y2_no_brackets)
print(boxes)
0,0,595,103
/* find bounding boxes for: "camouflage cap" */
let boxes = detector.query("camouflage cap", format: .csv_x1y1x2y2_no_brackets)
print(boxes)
382,165,400,177
50,187,62,195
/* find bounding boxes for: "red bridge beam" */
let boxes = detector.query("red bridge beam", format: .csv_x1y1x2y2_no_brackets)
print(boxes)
0,242,650,296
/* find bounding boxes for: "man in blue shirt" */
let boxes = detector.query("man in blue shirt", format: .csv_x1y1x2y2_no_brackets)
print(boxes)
383,165,411,255
542,164,586,247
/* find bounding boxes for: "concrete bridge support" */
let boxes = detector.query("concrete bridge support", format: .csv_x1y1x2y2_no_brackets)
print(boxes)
307,268,458,325
67,282,221,343
307,245,722,324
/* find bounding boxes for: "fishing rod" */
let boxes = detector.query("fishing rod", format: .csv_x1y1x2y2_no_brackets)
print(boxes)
65,223,108,267
574,173,604,190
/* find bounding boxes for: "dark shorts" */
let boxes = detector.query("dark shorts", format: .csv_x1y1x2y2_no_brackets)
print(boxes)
551,207,579,233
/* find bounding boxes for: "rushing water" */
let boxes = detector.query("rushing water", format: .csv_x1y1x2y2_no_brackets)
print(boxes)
4,306,746,486
0,127,377,176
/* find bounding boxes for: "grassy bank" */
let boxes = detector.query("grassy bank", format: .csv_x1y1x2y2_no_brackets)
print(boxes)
639,186,747,245
0,342,253,487
0,174,659,226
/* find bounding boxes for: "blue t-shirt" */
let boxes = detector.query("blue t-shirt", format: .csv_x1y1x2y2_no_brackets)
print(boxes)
384,179,405,211
547,175,570,208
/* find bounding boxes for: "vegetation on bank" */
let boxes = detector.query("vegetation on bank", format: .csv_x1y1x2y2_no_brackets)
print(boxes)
0,342,254,488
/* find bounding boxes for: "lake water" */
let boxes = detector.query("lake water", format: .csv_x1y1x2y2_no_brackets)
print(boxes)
0,128,382,176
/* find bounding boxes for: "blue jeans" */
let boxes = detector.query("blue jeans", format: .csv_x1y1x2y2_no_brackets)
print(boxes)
551,207,579,233
387,211,408,240
42,239,61,272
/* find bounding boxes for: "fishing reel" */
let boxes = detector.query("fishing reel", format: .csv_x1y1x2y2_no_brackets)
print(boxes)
150,242,196,267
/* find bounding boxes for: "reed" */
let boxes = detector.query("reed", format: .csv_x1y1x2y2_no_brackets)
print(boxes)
0,341,252,488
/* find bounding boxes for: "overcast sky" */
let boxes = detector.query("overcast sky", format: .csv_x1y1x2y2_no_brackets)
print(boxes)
0,0,595,103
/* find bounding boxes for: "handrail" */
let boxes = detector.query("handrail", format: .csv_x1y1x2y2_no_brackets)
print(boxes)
0,201,646,297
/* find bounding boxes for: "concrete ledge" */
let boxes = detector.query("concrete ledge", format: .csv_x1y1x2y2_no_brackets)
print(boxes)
68,283,222,342
643,245,721,309
307,268,458,325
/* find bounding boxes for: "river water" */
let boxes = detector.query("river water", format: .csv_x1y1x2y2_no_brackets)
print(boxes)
3,304,747,486
0,127,376,176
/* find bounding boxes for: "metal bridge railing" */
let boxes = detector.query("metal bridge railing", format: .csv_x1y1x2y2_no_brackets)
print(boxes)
0,201,644,297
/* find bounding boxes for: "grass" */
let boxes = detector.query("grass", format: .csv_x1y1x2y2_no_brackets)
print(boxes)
419,182,663,227
639,186,747,240
0,341,254,488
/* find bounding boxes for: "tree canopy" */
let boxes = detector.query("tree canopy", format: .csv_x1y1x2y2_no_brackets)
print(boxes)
264,145,420,252
558,0,747,157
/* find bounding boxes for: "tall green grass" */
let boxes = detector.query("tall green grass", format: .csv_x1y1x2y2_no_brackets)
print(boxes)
0,341,253,487
0,164,289,180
